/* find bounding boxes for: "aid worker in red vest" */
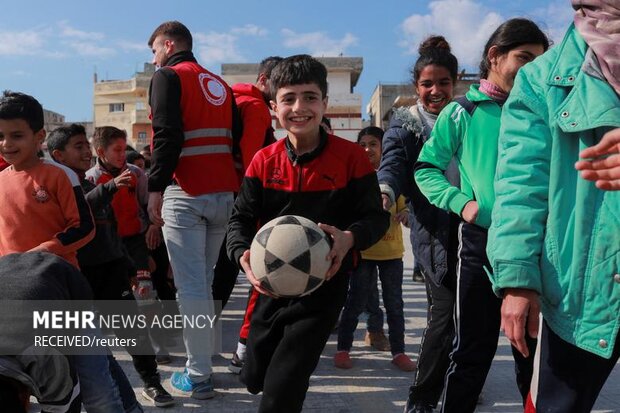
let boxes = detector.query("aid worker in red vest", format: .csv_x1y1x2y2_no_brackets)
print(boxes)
146,20,241,400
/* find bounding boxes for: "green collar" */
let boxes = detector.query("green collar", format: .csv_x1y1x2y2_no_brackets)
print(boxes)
547,24,585,88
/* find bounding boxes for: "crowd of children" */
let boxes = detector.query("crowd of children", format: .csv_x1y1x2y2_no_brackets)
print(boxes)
0,3,619,412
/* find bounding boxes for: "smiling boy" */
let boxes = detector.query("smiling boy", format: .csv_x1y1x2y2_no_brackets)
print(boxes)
0,91,94,267
226,55,390,412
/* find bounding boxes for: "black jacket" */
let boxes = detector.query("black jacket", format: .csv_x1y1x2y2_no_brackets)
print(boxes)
77,178,127,266
377,107,460,286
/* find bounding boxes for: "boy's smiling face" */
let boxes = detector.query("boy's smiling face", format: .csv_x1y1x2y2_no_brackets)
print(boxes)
53,134,92,172
0,118,45,171
271,83,327,144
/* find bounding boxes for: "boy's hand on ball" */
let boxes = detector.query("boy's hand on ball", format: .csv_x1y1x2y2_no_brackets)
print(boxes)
240,249,277,298
318,223,354,280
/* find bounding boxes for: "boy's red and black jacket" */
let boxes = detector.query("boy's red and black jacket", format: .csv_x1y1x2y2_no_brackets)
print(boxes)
226,130,390,273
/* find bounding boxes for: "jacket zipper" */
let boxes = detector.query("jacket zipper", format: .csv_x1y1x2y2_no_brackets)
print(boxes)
297,163,303,192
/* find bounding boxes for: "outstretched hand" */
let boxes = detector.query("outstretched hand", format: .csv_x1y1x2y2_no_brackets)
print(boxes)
575,128,620,191
318,223,354,280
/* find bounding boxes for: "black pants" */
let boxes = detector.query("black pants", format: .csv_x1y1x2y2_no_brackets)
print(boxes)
81,258,159,386
527,319,620,412
440,222,534,413
408,266,456,407
212,234,239,313
241,271,349,413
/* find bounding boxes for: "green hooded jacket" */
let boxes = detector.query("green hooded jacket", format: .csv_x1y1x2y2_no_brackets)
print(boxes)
487,25,620,358
415,85,499,228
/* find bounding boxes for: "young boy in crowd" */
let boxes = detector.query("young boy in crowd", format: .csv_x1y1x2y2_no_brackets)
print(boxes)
0,91,129,411
335,126,415,371
46,123,174,408
226,55,390,412
0,91,94,266
87,126,159,296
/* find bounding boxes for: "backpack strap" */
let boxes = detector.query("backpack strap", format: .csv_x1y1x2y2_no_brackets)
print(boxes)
455,95,478,117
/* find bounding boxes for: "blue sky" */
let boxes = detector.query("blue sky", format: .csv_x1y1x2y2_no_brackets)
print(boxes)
0,0,574,121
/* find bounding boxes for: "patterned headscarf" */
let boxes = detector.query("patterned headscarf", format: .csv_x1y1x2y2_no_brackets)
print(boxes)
573,0,620,94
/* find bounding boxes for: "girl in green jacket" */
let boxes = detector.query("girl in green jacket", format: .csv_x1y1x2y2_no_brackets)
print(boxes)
414,18,549,413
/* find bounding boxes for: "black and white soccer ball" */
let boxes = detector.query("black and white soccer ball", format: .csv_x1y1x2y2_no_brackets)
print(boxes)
250,215,332,298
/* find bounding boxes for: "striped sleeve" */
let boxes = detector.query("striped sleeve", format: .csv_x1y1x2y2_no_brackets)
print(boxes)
32,161,95,257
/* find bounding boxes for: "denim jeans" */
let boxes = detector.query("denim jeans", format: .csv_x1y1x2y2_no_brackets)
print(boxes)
365,266,384,332
74,354,125,413
108,355,144,413
162,185,233,382
338,258,405,355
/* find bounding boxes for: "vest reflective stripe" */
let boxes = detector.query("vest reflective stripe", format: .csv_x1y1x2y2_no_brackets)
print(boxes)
184,128,232,141
180,145,232,157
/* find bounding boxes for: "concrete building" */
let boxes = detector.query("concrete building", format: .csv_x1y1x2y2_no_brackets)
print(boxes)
367,73,479,130
93,63,155,150
221,57,364,142
40,109,93,157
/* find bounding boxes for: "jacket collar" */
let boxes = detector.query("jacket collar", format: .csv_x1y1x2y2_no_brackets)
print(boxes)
549,25,620,132
285,127,328,166
465,84,496,104
547,24,585,88
165,50,197,68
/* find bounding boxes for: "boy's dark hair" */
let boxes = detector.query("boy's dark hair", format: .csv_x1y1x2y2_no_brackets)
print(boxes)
126,151,145,165
269,55,328,99
46,124,87,158
148,21,192,50
412,35,459,84
257,56,284,82
479,18,550,79
92,126,127,150
357,126,384,143
0,90,44,133
141,144,151,154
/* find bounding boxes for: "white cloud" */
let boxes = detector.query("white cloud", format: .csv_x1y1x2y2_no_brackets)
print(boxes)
281,29,358,56
58,21,105,41
194,32,244,64
66,41,116,57
118,41,147,52
231,24,268,37
400,0,503,69
0,30,46,56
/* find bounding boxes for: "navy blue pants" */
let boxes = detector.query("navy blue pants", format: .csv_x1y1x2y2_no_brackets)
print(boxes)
440,222,534,413
338,259,405,355
526,319,620,413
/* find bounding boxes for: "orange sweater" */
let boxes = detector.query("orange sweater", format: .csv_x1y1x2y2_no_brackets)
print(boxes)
0,159,95,267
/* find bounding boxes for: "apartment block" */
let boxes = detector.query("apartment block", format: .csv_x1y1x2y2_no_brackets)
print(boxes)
93,63,155,150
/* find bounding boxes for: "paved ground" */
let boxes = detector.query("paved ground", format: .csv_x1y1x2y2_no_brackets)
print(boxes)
29,249,618,412
111,258,620,413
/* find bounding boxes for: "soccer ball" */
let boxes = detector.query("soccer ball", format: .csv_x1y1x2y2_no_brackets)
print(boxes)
250,215,332,297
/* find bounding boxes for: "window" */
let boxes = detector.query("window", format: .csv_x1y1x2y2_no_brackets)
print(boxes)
137,132,147,145
136,101,146,110
109,103,125,112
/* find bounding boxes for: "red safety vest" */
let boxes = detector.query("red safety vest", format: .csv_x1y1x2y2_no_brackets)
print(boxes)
168,61,239,195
